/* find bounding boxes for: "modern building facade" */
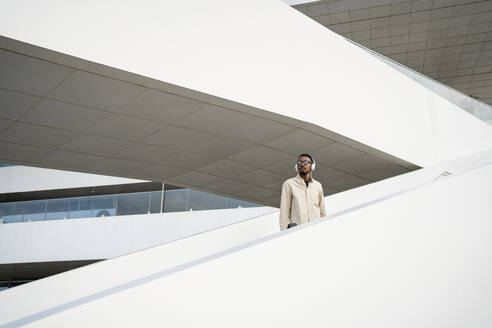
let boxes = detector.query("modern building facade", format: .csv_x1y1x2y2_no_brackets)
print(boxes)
0,0,492,326
292,0,492,108
0,165,268,289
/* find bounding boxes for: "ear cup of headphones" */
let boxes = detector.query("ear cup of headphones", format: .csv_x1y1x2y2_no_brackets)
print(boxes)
294,163,298,172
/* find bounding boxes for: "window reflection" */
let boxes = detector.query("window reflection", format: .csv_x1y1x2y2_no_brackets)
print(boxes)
23,201,46,222
116,193,149,216
46,199,69,220
163,189,187,213
188,190,227,211
0,189,259,224
68,198,93,219
149,191,162,214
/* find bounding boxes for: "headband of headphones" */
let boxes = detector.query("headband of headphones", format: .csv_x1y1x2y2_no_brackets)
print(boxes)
294,154,316,172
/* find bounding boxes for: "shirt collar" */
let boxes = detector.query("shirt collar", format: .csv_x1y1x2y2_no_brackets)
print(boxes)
295,174,313,185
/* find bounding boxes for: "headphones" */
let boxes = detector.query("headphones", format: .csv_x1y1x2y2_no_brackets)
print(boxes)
294,156,316,172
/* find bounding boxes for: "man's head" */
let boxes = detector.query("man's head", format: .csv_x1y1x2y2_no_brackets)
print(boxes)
296,153,314,176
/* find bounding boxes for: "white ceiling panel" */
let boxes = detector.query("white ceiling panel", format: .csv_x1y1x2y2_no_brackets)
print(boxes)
162,152,217,170
265,129,334,154
184,137,254,157
228,146,291,167
49,71,145,111
322,186,338,194
0,141,51,163
61,134,133,156
115,144,179,164
235,170,286,186
263,180,284,192
238,187,279,201
198,159,256,178
119,89,204,123
207,180,254,195
312,143,366,165
265,195,281,207
313,164,352,182
294,0,492,107
0,49,73,96
328,175,372,191
265,159,299,176
0,122,76,148
0,89,41,120
41,151,101,169
0,118,13,134
88,158,147,176
175,104,253,136
0,37,419,207
334,154,393,174
86,115,165,141
22,99,110,132
143,126,215,149
172,171,223,186
230,118,297,144
136,165,188,182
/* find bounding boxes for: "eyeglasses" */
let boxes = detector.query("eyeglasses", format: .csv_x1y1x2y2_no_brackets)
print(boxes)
296,160,311,165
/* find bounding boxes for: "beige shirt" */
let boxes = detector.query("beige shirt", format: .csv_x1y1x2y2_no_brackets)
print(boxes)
279,175,326,230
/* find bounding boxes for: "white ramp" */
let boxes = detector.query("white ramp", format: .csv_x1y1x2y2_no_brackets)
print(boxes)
0,211,279,326
2,151,492,327
0,207,276,265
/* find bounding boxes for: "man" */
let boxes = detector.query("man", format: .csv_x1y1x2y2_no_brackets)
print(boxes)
279,154,326,230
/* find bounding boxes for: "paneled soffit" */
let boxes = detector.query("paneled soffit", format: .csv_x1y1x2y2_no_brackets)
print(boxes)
0,36,418,207
293,0,492,107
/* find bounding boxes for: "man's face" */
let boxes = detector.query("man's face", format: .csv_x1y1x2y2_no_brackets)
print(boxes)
297,156,312,174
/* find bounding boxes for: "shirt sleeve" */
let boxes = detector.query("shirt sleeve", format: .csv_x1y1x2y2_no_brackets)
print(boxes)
279,181,292,230
319,186,326,218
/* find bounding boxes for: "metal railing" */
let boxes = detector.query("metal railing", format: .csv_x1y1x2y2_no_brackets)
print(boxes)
0,189,259,224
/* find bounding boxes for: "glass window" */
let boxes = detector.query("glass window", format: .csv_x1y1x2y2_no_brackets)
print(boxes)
22,200,46,222
188,190,227,211
68,198,93,219
1,188,260,223
93,195,115,217
45,199,70,220
149,191,163,214
0,203,21,223
9,203,24,223
226,198,260,209
115,192,149,216
163,189,187,213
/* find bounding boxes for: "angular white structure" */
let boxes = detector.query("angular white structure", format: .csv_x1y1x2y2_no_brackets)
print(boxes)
0,210,281,326
1,0,491,206
0,207,276,264
2,149,491,327
1,0,492,326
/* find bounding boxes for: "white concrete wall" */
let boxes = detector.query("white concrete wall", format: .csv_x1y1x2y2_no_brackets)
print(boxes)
1,149,491,327
325,147,492,217
1,0,491,167
9,156,492,327
4,146,487,265
0,206,275,264
0,166,145,194
0,210,280,326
